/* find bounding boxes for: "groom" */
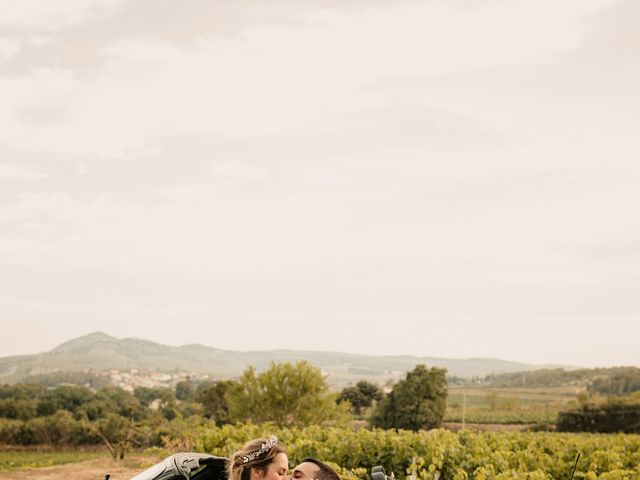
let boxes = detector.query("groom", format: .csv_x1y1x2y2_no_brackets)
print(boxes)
290,458,340,480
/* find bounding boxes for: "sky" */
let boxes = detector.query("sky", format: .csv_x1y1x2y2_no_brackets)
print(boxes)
0,0,639,368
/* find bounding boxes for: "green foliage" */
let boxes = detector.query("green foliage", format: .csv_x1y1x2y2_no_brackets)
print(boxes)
443,386,579,425
486,367,640,394
0,398,37,420
445,404,558,425
132,386,180,422
20,410,85,445
90,412,153,459
0,384,47,400
0,418,25,443
589,368,640,396
194,424,640,480
227,362,350,427
2,420,640,479
196,380,234,424
177,401,205,418
175,378,196,401
75,397,120,421
19,371,112,389
134,386,175,406
0,450,104,472
36,385,93,416
372,365,447,430
337,381,383,415
94,387,147,420
557,398,640,433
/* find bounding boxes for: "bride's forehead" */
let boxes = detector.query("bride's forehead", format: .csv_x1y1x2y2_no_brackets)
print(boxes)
272,452,288,467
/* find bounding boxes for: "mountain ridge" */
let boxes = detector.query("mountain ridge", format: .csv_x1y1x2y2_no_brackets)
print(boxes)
0,332,569,386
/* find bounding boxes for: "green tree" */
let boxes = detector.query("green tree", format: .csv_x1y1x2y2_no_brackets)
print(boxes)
36,385,93,416
337,381,383,415
0,398,38,420
134,386,175,406
227,361,350,427
372,364,447,430
177,401,204,418
196,380,234,424
0,384,47,401
94,387,147,420
25,410,80,445
175,378,195,401
132,386,177,421
74,398,114,421
91,413,151,459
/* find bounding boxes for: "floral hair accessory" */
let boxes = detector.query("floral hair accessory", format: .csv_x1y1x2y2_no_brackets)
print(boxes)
241,435,278,464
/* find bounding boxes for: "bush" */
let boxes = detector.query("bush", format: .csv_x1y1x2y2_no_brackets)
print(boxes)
557,399,640,433
22,411,83,445
0,418,23,444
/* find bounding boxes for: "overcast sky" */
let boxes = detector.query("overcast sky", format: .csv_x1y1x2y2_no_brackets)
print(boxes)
1,0,639,368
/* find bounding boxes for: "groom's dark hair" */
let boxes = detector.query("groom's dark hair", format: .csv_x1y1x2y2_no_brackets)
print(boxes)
301,458,340,480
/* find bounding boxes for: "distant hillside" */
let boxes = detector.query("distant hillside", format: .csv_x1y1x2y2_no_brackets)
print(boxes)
0,332,560,386
485,366,640,395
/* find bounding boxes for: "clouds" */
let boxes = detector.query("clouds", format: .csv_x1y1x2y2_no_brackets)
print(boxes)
0,0,638,365
1,0,619,156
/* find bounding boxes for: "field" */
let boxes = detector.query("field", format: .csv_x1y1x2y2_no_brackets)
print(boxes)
0,450,162,480
445,385,580,425
0,450,109,472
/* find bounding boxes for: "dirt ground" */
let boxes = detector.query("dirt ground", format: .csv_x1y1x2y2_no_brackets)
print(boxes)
443,422,535,431
0,455,161,480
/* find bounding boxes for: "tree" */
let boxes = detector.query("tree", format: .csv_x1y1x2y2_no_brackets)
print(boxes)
227,361,350,427
0,384,47,401
337,381,383,415
94,387,147,420
372,364,447,430
26,410,80,445
75,398,115,421
0,398,38,420
91,413,151,459
36,385,93,416
134,387,175,406
175,378,195,401
196,380,234,424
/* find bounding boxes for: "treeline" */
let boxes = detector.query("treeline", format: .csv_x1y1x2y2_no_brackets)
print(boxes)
0,362,448,455
557,395,640,434
15,371,112,390
4,360,638,449
484,366,640,394
0,381,199,457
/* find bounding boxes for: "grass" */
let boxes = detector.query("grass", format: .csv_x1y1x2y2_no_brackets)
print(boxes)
0,450,107,472
444,385,580,424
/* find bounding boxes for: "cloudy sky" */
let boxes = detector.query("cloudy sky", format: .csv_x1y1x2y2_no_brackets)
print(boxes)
1,0,639,367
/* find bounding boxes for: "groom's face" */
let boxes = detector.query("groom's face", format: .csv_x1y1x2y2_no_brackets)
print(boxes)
291,462,320,480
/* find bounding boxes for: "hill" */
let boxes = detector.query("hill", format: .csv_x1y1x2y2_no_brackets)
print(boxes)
0,332,561,386
484,366,640,394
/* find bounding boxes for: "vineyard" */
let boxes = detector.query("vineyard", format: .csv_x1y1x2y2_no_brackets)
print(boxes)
188,424,640,480
444,387,578,425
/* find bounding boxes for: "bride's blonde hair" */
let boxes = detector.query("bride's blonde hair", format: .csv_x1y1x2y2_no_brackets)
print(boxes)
228,436,285,480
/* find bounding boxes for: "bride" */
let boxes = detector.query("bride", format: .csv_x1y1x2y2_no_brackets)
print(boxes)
228,436,288,480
